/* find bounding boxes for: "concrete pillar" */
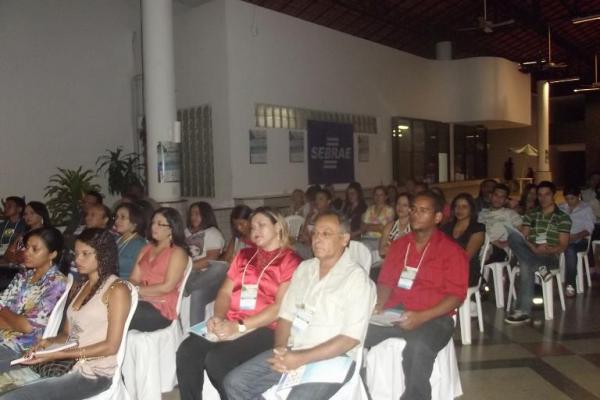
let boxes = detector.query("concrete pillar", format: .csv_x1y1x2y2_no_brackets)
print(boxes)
435,41,452,60
536,80,552,181
142,0,180,202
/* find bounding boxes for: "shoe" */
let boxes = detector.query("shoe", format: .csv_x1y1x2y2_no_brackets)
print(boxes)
566,285,576,298
537,266,553,282
504,310,531,325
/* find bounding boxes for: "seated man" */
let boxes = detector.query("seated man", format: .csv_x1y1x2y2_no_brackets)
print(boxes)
505,181,571,324
559,185,595,297
478,183,523,263
224,211,376,400
0,196,26,257
365,190,468,400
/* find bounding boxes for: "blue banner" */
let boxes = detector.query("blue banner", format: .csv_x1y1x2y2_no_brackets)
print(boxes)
307,120,354,184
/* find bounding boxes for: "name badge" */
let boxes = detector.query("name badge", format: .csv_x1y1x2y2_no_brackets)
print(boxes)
240,284,258,310
292,305,314,334
535,233,547,245
0,243,8,256
397,266,418,290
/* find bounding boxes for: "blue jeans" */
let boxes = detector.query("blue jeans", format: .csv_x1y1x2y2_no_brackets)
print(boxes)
0,372,111,399
507,232,558,314
185,262,229,325
564,239,589,287
223,350,355,400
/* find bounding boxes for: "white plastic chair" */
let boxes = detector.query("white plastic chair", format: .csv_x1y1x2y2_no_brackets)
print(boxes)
285,215,305,241
365,337,462,400
482,248,512,308
506,265,566,320
262,348,368,400
42,274,74,339
348,241,373,273
122,258,193,400
84,281,139,400
458,236,490,345
576,238,592,294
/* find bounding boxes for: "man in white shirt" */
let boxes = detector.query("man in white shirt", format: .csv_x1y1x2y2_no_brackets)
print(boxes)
224,211,376,399
559,186,596,297
478,183,523,263
581,173,600,204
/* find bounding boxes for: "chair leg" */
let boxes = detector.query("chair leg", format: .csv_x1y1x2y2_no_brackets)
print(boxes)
555,274,566,311
576,254,584,294
475,291,484,332
506,267,517,312
541,278,553,320
584,256,592,288
491,265,504,309
459,300,471,345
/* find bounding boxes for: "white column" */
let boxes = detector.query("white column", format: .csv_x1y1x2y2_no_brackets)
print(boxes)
536,80,552,181
142,0,180,202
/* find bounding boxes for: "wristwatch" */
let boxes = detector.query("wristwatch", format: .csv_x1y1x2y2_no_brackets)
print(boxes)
237,321,247,333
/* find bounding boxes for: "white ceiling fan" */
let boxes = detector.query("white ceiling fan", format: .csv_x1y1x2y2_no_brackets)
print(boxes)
520,27,568,70
574,54,600,92
457,0,515,33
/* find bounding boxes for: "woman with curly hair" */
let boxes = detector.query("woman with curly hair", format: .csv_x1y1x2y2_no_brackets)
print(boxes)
128,207,189,332
1,228,132,399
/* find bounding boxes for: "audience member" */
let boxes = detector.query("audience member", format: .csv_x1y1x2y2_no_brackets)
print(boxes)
221,205,254,263
299,189,332,244
301,185,321,219
441,193,486,287
84,204,111,230
224,211,375,399
176,207,301,399
474,179,496,212
430,187,451,223
404,179,416,195
361,186,394,240
365,190,468,400
341,182,367,240
184,202,227,325
128,207,189,332
517,183,538,215
582,173,600,204
0,228,132,399
124,182,159,211
559,186,595,297
478,184,522,263
387,184,399,206
3,201,50,264
287,189,305,217
113,203,147,279
0,228,67,357
324,184,343,211
413,181,429,195
67,191,103,238
380,192,412,258
0,196,26,257
505,181,571,324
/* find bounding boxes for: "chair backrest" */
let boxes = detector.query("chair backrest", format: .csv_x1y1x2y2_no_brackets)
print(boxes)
473,235,492,288
42,273,74,339
285,215,305,240
348,241,373,273
175,258,193,316
330,346,366,400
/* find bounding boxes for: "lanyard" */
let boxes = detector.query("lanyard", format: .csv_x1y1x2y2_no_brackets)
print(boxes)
117,233,138,256
241,248,283,288
403,242,430,271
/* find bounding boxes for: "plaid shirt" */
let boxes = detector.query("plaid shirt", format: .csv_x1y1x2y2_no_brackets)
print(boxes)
522,205,572,246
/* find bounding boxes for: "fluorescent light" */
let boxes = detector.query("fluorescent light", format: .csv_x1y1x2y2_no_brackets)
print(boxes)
573,87,600,92
397,125,409,130
572,14,600,24
548,77,580,84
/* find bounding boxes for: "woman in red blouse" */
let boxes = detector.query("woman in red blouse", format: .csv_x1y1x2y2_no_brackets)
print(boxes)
176,207,301,400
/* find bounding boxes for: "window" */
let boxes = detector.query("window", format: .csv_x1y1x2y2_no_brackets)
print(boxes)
454,125,488,180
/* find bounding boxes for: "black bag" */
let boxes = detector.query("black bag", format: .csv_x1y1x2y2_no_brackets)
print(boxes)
30,359,76,377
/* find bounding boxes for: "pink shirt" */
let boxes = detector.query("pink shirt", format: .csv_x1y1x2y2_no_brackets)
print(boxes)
138,244,182,320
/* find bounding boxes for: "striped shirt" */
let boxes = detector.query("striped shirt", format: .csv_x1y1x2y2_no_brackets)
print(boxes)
522,206,572,246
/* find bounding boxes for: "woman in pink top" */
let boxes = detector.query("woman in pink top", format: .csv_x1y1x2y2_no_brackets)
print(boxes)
0,228,132,400
129,207,189,332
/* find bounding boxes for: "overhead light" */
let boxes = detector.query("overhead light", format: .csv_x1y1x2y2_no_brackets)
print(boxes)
572,14,600,24
548,77,580,84
396,125,409,130
573,87,600,92
521,59,547,66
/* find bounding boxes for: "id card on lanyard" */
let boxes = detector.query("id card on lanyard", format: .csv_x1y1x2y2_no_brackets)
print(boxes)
397,242,430,291
239,249,282,311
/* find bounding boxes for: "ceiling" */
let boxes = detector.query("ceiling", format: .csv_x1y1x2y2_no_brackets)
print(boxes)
241,0,600,92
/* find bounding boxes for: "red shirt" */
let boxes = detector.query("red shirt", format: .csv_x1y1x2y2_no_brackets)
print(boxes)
226,247,301,328
378,230,468,313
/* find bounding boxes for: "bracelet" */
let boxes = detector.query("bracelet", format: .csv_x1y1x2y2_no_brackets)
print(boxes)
78,347,86,362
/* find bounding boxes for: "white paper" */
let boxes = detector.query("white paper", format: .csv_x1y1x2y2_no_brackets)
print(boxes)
370,309,405,327
277,356,352,392
11,341,77,366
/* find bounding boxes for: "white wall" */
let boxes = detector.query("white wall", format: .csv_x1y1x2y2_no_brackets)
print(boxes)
0,0,140,203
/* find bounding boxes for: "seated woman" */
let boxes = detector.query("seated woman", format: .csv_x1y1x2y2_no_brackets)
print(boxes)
299,189,331,243
341,182,367,240
184,202,227,325
361,186,395,249
84,204,111,230
220,205,254,263
113,203,147,279
0,227,67,359
0,228,131,400
3,201,51,265
176,207,301,400
287,189,305,217
128,207,189,332
379,192,412,258
441,193,486,287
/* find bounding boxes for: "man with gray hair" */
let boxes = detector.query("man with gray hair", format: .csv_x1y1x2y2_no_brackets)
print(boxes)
224,211,376,399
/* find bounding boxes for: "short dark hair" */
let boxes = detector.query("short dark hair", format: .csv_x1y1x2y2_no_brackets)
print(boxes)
493,183,510,197
151,207,188,253
315,188,332,201
5,196,26,213
25,201,51,228
450,192,477,222
563,185,581,197
115,203,147,237
23,227,65,270
85,190,103,204
537,181,557,194
414,190,444,213
373,185,388,196
188,202,219,230
305,185,321,202
230,205,253,238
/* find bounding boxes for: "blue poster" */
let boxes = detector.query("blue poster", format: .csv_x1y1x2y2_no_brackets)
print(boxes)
307,120,354,184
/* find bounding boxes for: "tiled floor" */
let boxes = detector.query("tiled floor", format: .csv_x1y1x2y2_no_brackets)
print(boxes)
164,275,600,399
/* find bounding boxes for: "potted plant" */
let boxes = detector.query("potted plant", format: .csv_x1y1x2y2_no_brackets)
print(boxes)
96,147,145,196
44,167,100,227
